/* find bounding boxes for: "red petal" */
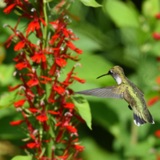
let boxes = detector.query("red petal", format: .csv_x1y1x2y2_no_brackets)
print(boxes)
152,32,160,40
14,41,26,51
155,13,160,19
64,103,74,109
29,108,39,113
48,110,60,115
36,114,48,122
26,142,40,149
148,96,159,106
10,120,24,126
155,130,160,138
15,62,28,70
53,85,65,95
3,4,16,14
73,144,84,152
73,76,85,83
14,99,26,108
27,79,39,87
66,125,77,133
56,58,67,67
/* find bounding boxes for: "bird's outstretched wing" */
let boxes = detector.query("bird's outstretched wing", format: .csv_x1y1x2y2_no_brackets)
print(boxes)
76,86,123,99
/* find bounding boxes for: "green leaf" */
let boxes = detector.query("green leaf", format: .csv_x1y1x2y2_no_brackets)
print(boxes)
11,155,33,160
80,0,101,7
103,0,139,28
0,64,15,86
72,96,92,129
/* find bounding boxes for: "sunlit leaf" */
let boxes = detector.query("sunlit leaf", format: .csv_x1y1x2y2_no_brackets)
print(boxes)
11,155,33,160
80,0,101,7
103,0,139,27
72,96,92,129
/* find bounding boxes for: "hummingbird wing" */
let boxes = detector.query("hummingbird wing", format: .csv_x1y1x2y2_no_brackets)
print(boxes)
76,86,123,99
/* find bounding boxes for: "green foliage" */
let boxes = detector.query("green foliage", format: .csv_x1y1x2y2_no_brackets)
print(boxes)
72,96,92,129
11,155,33,160
80,0,101,7
1,0,160,159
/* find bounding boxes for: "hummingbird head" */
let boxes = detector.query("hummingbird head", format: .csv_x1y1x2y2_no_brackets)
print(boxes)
97,66,125,85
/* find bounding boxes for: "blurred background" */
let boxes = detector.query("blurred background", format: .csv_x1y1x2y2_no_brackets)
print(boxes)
1,0,160,159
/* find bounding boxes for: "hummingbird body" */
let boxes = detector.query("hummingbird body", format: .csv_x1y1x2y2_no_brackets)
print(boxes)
76,66,154,126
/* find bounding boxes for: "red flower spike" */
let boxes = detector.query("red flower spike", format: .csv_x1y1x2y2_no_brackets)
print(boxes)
152,32,160,40
10,120,24,126
14,99,26,108
147,96,159,106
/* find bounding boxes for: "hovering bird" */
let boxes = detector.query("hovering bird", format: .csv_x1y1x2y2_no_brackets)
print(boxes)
76,66,154,126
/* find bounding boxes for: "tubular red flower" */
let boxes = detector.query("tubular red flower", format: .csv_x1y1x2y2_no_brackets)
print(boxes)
36,114,48,122
152,32,160,40
147,96,159,106
10,120,24,126
14,99,26,108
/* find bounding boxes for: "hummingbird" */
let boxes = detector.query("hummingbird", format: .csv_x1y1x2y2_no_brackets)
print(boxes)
76,66,154,126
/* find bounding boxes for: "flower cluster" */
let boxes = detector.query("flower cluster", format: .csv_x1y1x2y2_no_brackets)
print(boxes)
4,0,85,159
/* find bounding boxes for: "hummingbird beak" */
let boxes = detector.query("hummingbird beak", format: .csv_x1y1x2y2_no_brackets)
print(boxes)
96,71,110,79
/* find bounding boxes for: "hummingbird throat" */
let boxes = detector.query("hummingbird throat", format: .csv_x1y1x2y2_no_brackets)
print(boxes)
114,76,122,85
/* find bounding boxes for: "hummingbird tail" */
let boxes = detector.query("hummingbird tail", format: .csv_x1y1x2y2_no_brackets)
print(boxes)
133,109,155,126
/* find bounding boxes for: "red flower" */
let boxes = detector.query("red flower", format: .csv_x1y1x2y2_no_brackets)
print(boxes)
66,125,77,134
10,120,24,126
156,76,160,84
73,76,85,83
27,78,39,87
64,103,74,109
14,99,26,108
56,58,67,67
53,85,65,95
31,52,46,63
3,3,16,14
48,110,60,115
26,18,46,37
152,32,160,40
26,142,40,149
15,62,28,70
29,108,39,113
155,13,160,19
155,130,160,138
36,114,48,122
66,40,82,54
14,41,26,51
73,144,84,152
148,96,159,106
